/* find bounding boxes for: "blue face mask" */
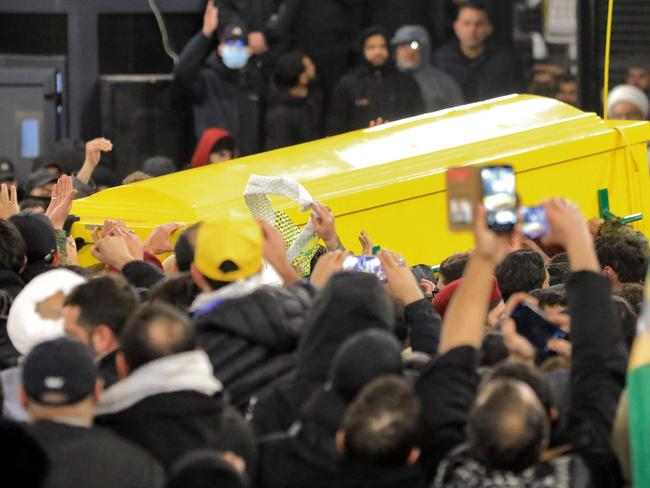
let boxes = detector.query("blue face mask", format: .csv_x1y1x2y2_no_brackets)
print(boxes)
222,45,249,70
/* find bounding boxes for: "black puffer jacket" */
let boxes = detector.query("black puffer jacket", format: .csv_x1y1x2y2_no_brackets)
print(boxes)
194,281,316,408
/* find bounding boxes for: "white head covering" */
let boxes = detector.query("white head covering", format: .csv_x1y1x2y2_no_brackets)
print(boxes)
7,269,87,355
607,84,650,118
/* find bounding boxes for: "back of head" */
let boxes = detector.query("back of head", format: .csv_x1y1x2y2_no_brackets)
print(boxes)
167,450,247,488
330,329,403,402
528,287,567,311
595,234,648,283
467,379,548,473
120,304,196,372
175,223,200,273
496,250,546,301
274,51,306,88
439,252,470,286
0,219,26,273
297,272,395,382
64,275,139,338
150,273,200,311
142,156,176,177
342,375,420,467
546,262,570,286
614,282,644,316
9,213,57,264
490,361,554,414
22,337,98,407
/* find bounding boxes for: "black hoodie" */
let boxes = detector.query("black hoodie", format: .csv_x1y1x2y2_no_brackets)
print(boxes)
250,272,394,436
326,27,424,135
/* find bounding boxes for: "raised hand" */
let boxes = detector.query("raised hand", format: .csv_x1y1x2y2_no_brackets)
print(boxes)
203,0,219,37
45,175,77,229
0,183,19,220
144,222,185,254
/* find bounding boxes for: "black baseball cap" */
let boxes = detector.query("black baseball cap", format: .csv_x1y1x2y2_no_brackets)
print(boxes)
22,337,98,406
220,23,248,43
0,158,15,181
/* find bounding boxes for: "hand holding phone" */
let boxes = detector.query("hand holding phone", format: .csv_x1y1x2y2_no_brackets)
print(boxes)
480,165,517,233
511,302,568,362
342,255,386,282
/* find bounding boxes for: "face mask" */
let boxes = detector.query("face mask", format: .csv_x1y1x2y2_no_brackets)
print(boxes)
222,45,249,70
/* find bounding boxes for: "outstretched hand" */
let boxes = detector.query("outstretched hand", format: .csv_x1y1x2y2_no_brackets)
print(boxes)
378,249,423,306
45,175,77,229
311,202,341,251
144,222,185,254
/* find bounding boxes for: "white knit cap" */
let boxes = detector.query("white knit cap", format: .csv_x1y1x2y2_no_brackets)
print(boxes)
607,84,650,118
7,269,87,355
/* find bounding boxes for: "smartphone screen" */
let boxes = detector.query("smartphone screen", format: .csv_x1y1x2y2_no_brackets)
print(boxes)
520,206,549,239
480,165,517,233
511,302,568,362
342,255,386,283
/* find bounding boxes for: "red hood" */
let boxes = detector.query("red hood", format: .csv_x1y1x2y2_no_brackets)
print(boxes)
191,128,235,168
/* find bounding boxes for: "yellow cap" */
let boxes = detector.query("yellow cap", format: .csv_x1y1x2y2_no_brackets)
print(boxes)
194,212,264,281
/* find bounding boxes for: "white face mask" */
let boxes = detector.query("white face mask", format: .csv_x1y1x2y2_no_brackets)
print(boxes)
222,45,250,70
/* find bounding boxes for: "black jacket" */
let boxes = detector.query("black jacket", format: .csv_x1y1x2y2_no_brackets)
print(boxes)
294,460,426,488
0,270,23,370
174,31,266,155
326,62,424,135
28,420,164,488
417,271,626,487
433,39,523,103
265,89,321,150
250,274,440,437
96,390,255,473
194,281,316,408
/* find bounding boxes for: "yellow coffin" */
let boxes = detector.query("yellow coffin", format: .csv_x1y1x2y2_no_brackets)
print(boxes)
71,94,650,267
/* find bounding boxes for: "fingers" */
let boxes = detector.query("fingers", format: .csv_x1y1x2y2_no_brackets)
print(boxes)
10,185,17,204
92,226,101,242
0,183,7,204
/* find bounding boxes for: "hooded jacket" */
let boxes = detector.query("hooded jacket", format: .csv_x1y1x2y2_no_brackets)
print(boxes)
391,26,464,112
174,31,265,156
95,351,256,472
326,27,424,136
191,128,236,168
257,329,404,488
249,272,395,436
193,280,317,409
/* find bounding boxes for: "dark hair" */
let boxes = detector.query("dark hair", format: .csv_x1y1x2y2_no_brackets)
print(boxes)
595,234,648,283
457,0,489,18
614,282,644,316
0,220,26,273
546,262,570,286
64,275,139,337
342,375,421,467
175,223,200,272
480,332,509,367
19,198,48,213
550,252,568,264
611,295,638,352
467,379,548,473
496,250,546,301
149,273,200,311
120,304,196,372
359,25,389,50
528,287,567,310
274,51,306,88
439,252,470,285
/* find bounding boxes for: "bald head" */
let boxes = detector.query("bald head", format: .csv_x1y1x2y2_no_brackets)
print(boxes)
467,379,549,473
119,304,196,372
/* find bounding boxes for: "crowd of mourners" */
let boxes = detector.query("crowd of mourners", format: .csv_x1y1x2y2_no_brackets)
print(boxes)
0,1,649,488
0,125,647,488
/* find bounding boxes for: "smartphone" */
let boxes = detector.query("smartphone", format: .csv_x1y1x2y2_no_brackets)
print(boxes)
511,302,568,362
342,255,386,283
480,165,517,233
520,206,549,240
447,166,481,232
